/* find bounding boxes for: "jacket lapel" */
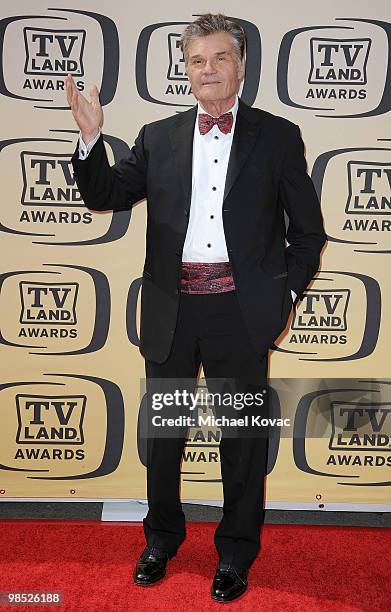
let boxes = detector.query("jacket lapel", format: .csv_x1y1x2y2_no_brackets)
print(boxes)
223,99,262,202
169,107,197,208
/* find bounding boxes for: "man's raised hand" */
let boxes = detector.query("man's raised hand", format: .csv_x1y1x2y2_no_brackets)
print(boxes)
65,73,103,145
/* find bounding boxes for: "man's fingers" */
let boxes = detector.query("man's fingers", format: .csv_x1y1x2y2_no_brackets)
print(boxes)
66,74,102,133
66,73,75,94
65,74,77,108
65,84,71,107
89,84,100,105
67,76,99,112
65,75,72,105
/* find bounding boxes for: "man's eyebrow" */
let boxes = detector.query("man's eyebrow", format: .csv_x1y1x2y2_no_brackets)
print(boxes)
189,50,231,60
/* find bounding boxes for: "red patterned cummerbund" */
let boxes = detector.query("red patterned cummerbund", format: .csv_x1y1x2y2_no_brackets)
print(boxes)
180,261,235,294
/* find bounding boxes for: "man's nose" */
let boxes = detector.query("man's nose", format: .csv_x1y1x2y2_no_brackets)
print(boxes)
203,59,217,74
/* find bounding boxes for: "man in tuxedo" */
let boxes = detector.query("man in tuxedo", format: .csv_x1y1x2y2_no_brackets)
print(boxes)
67,13,326,603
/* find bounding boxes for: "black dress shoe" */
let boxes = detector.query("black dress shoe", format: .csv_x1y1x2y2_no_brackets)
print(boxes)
133,546,170,586
211,566,248,602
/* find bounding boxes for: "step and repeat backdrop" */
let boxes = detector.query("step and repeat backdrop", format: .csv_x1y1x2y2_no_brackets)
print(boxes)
0,0,390,509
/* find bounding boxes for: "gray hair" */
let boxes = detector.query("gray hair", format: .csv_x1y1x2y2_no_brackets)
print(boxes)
180,13,246,68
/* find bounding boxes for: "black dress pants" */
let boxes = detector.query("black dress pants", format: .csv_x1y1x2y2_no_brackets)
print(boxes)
142,290,269,572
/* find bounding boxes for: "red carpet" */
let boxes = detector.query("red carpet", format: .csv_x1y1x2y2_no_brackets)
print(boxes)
0,521,389,611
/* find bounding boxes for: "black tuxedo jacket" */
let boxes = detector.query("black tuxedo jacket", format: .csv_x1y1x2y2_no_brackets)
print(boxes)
71,99,326,363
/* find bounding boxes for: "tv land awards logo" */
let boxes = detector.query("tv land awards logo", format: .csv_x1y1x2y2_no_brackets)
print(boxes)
277,18,391,117
135,16,261,107
308,38,371,88
0,133,133,244
16,394,86,446
345,161,391,217
21,151,84,208
293,380,391,486
329,401,390,456
24,27,85,77
312,144,391,253
0,374,124,480
167,32,187,85
291,289,349,334
0,9,119,109
19,282,78,327
275,271,381,361
0,264,110,354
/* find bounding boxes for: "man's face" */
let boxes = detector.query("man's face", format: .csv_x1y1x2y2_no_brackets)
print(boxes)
186,32,245,107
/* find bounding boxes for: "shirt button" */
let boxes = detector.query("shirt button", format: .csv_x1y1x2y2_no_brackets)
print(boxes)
214,159,218,163
207,243,211,248
212,186,217,191
210,215,214,219
214,135,219,140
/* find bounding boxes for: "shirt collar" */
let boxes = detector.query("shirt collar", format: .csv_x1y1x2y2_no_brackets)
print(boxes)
197,94,239,120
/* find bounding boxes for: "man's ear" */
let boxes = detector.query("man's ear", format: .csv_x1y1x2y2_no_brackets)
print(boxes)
238,57,246,82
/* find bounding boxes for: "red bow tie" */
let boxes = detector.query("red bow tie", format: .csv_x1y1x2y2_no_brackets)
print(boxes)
198,111,233,135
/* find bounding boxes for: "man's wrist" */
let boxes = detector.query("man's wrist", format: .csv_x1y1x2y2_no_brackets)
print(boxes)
78,130,101,160
81,129,100,147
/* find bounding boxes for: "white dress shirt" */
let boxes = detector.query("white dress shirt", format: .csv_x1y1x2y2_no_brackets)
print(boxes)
181,97,238,262
77,105,296,301
78,129,101,159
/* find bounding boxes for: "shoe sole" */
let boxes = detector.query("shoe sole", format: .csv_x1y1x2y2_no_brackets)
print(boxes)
211,588,248,603
133,571,167,587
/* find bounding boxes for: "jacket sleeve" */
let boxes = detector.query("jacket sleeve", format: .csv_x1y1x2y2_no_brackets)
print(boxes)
279,124,327,300
71,126,148,211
